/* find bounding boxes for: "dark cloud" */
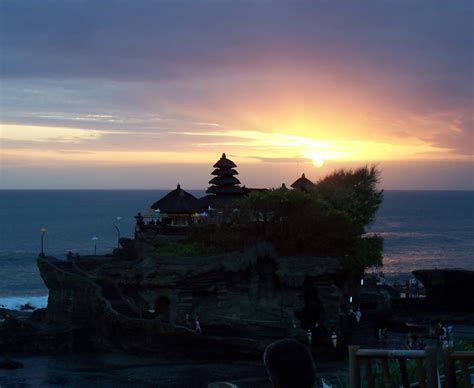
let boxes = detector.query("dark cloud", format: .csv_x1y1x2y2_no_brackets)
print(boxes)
1,1,471,89
1,0,472,165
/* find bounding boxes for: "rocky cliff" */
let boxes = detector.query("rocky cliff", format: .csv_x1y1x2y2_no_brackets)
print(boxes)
37,239,357,355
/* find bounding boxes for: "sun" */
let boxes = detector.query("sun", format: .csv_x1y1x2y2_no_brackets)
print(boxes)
305,151,325,168
312,156,324,168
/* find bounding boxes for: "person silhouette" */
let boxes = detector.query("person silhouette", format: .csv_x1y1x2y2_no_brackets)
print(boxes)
263,339,316,388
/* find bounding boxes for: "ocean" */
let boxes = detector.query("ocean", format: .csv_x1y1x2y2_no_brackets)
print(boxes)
0,190,473,310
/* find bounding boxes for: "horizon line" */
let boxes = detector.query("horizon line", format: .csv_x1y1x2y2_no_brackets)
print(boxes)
0,188,472,192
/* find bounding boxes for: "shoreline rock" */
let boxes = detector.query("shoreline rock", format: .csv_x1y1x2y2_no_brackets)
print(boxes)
413,268,474,307
3,246,473,361
0,358,23,370
34,239,362,356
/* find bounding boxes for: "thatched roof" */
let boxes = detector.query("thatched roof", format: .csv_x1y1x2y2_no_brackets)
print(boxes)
211,168,238,176
213,153,237,169
290,173,315,192
151,184,201,214
208,176,241,186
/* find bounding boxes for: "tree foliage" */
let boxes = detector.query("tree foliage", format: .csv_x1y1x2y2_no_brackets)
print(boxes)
190,166,384,271
316,166,383,235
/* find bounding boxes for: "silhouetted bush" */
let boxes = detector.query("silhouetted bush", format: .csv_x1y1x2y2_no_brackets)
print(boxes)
189,166,384,271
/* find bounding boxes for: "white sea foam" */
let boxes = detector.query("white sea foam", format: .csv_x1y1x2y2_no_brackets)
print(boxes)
0,295,48,310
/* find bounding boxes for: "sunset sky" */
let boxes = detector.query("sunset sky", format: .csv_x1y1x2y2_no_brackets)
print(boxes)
1,1,472,190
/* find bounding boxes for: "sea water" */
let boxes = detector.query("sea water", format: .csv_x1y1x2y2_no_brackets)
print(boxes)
0,190,472,309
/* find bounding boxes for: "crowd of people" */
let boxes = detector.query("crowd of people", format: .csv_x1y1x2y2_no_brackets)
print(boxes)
392,277,424,298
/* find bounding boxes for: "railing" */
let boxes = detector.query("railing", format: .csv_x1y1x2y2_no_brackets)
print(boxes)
348,346,438,388
349,346,474,388
443,348,474,388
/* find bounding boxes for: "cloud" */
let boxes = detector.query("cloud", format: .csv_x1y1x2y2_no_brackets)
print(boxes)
0,1,472,188
2,1,471,89
55,150,95,155
246,156,312,164
428,114,473,156
0,124,107,142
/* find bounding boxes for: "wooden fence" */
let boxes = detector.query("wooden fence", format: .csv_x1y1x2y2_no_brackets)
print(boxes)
349,346,474,388
443,348,474,388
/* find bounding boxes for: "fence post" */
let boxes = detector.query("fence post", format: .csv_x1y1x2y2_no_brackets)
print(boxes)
461,359,471,388
381,358,394,388
399,358,410,388
416,359,427,388
443,347,455,388
364,358,375,388
424,346,438,388
349,345,361,388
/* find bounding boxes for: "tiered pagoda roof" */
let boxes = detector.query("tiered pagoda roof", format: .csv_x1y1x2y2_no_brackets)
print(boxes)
206,153,244,195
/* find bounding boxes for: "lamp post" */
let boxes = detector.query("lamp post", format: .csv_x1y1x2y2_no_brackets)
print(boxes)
91,236,98,256
115,216,122,248
40,227,47,257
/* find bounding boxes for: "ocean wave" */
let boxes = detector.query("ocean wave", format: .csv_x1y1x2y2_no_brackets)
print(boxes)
374,231,432,238
0,295,48,310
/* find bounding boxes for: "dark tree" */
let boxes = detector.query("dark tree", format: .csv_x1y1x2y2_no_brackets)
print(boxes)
189,166,384,272
236,166,384,270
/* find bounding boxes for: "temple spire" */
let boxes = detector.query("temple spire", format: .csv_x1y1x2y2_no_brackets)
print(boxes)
206,153,244,195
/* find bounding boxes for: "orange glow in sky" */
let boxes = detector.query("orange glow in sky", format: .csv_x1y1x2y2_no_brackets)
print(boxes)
1,2,471,189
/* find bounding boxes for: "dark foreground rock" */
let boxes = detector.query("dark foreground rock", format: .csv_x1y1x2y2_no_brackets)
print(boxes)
413,268,474,307
33,241,362,356
0,308,78,354
0,358,23,369
20,303,35,311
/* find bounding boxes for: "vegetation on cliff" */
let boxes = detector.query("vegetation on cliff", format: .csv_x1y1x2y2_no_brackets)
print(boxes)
189,166,384,272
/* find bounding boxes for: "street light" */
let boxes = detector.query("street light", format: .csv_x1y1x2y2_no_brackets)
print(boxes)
91,236,98,256
115,217,122,248
40,227,47,257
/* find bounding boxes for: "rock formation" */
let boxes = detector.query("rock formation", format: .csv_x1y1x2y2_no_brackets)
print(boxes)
413,269,474,307
36,238,359,356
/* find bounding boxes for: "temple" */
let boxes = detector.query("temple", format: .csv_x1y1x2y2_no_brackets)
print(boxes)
199,153,246,210
136,153,315,231
207,153,243,195
290,173,315,192
150,184,201,227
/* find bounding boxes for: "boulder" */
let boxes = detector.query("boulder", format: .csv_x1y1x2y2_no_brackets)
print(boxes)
413,269,474,307
0,358,23,369
20,303,35,311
